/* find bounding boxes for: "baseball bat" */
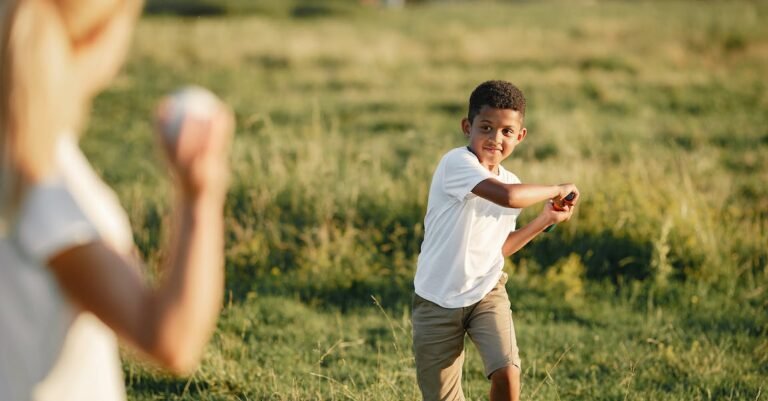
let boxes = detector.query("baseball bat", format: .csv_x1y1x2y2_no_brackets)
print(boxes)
543,192,576,233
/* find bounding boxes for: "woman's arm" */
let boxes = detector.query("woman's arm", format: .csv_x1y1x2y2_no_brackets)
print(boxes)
17,0,231,375
49,196,225,374
49,107,233,375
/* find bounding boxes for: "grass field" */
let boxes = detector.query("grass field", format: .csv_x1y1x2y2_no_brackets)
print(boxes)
82,1,767,399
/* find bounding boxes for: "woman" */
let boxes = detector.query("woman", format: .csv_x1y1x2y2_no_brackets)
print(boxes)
0,0,234,399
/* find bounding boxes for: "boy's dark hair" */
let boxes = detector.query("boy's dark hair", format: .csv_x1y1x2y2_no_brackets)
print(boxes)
467,80,526,122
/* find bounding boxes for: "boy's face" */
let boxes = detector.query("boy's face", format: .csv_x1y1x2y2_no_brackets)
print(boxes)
462,106,526,171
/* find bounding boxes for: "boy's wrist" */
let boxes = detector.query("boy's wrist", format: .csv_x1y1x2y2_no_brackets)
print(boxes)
555,185,568,199
534,212,556,230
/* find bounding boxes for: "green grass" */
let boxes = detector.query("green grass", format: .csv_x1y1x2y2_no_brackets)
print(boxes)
78,0,768,399
122,282,767,400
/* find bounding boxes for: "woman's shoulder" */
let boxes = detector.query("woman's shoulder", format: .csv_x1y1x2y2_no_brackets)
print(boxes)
14,134,133,261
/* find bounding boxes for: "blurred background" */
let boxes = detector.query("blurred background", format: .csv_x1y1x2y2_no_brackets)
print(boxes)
88,0,767,399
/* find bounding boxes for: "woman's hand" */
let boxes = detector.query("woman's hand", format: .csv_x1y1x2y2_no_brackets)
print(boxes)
55,0,124,42
154,97,234,202
64,0,143,102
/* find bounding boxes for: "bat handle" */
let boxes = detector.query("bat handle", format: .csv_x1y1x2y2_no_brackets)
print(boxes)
544,192,576,233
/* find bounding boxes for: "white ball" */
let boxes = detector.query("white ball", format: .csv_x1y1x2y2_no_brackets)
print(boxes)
159,86,220,142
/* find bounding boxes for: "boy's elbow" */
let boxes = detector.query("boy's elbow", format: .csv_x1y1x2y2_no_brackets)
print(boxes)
503,189,524,208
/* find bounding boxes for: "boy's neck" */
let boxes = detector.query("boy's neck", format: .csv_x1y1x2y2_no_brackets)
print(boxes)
465,146,499,175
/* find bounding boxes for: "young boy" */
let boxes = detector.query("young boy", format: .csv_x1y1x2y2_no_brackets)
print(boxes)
412,80,579,401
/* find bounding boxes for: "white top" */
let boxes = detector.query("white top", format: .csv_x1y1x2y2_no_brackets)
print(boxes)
414,147,521,308
0,134,131,401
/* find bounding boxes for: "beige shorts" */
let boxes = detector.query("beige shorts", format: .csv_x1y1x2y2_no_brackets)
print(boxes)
412,273,520,401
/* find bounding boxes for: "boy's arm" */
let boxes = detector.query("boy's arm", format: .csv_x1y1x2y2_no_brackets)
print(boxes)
472,178,578,209
502,201,574,257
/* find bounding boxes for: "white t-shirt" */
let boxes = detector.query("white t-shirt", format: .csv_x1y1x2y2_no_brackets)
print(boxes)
0,134,132,401
414,147,521,308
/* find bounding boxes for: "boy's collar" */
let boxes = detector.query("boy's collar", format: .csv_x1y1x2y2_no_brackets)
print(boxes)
465,146,500,175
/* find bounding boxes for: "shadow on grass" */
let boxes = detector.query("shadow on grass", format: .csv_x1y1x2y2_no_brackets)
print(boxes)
144,0,226,16
506,282,601,328
217,185,658,314
127,373,253,400
519,229,654,284
223,228,655,316
144,0,361,18
126,374,209,398
246,276,415,313
682,305,767,339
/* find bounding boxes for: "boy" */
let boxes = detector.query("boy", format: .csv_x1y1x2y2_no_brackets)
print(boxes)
412,80,578,401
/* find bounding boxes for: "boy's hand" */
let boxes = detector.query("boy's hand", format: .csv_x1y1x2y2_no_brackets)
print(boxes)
541,199,575,226
554,184,579,209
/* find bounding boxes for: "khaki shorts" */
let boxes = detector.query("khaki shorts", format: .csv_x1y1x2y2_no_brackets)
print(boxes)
412,273,520,401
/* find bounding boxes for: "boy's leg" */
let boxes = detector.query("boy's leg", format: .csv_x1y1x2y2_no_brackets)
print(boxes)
412,293,467,401
489,366,520,401
465,273,521,401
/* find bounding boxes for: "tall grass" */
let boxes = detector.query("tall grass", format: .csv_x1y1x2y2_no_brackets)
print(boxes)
80,1,768,398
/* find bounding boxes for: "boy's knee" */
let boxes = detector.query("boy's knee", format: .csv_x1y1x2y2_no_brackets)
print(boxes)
490,365,519,386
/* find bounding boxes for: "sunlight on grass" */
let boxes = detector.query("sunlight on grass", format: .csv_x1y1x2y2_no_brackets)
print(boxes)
81,1,768,399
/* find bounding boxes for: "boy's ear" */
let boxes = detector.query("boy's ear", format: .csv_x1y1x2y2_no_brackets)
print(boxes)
461,118,471,137
518,127,527,142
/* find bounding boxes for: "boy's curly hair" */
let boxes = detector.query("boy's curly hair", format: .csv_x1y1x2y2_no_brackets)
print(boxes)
467,80,526,122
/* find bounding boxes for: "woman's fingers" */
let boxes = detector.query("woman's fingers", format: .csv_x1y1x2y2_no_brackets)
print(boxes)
154,98,233,198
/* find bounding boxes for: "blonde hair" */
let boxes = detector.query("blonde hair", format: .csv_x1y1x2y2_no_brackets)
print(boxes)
0,0,128,223
1,0,80,224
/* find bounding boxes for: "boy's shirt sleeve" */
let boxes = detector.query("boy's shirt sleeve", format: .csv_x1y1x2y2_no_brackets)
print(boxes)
442,149,494,200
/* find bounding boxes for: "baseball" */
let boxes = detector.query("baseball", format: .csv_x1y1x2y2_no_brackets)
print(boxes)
157,86,221,143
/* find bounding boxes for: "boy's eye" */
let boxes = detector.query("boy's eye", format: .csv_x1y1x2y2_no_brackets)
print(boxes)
481,126,492,132
503,129,514,136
